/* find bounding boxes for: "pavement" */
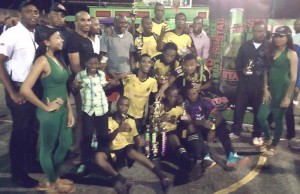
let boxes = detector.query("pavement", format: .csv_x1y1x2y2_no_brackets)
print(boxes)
0,83,300,194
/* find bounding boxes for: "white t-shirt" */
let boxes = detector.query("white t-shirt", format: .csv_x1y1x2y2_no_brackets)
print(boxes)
0,22,37,82
89,35,100,54
293,33,300,46
253,42,262,49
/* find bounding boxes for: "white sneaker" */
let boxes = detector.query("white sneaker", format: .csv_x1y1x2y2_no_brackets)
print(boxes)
253,137,260,146
229,133,239,140
289,138,300,149
258,137,264,146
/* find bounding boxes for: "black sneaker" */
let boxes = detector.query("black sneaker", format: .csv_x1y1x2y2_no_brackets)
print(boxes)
114,179,134,194
161,177,172,193
11,174,39,188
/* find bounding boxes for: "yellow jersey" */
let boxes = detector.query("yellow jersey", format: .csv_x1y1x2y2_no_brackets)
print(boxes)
162,30,194,55
152,53,180,82
137,19,170,36
160,106,184,132
123,73,158,118
108,117,139,150
134,33,159,58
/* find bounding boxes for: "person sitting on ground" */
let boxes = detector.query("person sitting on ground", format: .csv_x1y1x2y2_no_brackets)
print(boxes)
184,87,250,167
94,96,172,194
159,85,216,171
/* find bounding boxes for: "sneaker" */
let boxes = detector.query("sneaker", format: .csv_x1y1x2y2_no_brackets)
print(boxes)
289,138,300,149
259,140,272,152
229,133,239,140
201,154,216,170
226,152,249,168
76,164,90,177
253,137,263,146
161,177,172,193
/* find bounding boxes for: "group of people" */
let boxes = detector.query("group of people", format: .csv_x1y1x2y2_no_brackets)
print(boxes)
230,20,300,157
0,0,299,194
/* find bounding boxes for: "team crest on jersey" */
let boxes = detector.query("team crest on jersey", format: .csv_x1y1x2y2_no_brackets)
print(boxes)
146,87,150,92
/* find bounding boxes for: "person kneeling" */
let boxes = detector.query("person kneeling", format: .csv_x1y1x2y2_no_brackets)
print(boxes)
95,96,172,194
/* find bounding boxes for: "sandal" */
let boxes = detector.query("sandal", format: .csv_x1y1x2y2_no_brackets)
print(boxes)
262,147,276,157
259,140,272,152
57,178,73,185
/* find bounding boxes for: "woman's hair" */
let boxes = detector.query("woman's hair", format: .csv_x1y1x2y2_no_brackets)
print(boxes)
269,34,294,62
35,29,67,69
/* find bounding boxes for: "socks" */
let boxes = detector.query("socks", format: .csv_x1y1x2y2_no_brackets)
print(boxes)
187,133,205,160
151,166,166,181
176,145,193,170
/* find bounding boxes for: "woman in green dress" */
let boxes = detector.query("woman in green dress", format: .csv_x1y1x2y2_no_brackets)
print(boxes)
257,26,298,157
20,26,75,193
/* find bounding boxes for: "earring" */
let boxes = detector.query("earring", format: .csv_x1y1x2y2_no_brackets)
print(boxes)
46,46,49,51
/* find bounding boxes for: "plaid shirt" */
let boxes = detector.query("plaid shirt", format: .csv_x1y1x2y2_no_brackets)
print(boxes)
76,69,109,116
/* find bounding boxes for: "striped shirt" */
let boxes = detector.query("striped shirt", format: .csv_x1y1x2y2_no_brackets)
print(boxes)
76,69,109,116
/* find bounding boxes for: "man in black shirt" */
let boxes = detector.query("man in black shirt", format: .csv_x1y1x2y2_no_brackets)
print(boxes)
67,11,94,163
47,2,71,65
229,21,269,145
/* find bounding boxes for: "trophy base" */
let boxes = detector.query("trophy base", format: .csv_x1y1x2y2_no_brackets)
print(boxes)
181,115,189,120
245,71,253,75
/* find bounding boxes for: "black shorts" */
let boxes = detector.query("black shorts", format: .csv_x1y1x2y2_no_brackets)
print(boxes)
106,144,136,169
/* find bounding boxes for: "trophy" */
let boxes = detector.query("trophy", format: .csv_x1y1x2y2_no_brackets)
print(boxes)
180,102,189,120
136,35,144,50
245,59,254,75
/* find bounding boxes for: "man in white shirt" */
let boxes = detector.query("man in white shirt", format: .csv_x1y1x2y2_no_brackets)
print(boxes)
0,0,41,188
89,17,101,54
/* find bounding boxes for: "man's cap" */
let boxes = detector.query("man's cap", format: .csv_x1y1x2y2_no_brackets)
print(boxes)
274,26,292,36
35,25,59,46
18,0,42,11
49,3,67,15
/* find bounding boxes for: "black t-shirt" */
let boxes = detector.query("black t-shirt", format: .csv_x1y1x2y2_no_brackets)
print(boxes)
67,32,94,69
59,27,72,66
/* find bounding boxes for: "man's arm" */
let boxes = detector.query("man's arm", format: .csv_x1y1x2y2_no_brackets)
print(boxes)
0,54,25,104
68,52,82,75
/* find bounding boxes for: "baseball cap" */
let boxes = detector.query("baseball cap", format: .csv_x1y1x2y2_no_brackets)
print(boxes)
49,3,67,15
274,26,292,36
18,0,42,12
35,25,59,45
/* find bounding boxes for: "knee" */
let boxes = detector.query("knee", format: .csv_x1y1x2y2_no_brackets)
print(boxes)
95,152,107,165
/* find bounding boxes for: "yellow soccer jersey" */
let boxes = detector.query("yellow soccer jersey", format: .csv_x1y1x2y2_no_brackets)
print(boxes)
134,33,158,58
123,74,158,118
136,20,170,36
162,30,194,55
109,117,139,151
152,20,170,36
152,53,180,81
160,106,184,132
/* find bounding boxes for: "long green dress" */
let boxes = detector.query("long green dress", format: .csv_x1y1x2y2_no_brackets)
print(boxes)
37,55,72,183
257,49,291,147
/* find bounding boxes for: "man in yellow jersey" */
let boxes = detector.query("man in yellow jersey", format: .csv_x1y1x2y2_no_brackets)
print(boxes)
157,12,196,57
94,96,172,194
134,16,159,60
122,54,158,134
135,3,170,37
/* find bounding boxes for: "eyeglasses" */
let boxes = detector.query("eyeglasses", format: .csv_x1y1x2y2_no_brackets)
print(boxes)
273,34,286,38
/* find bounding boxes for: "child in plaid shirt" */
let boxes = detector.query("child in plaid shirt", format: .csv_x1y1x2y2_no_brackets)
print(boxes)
74,53,119,172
